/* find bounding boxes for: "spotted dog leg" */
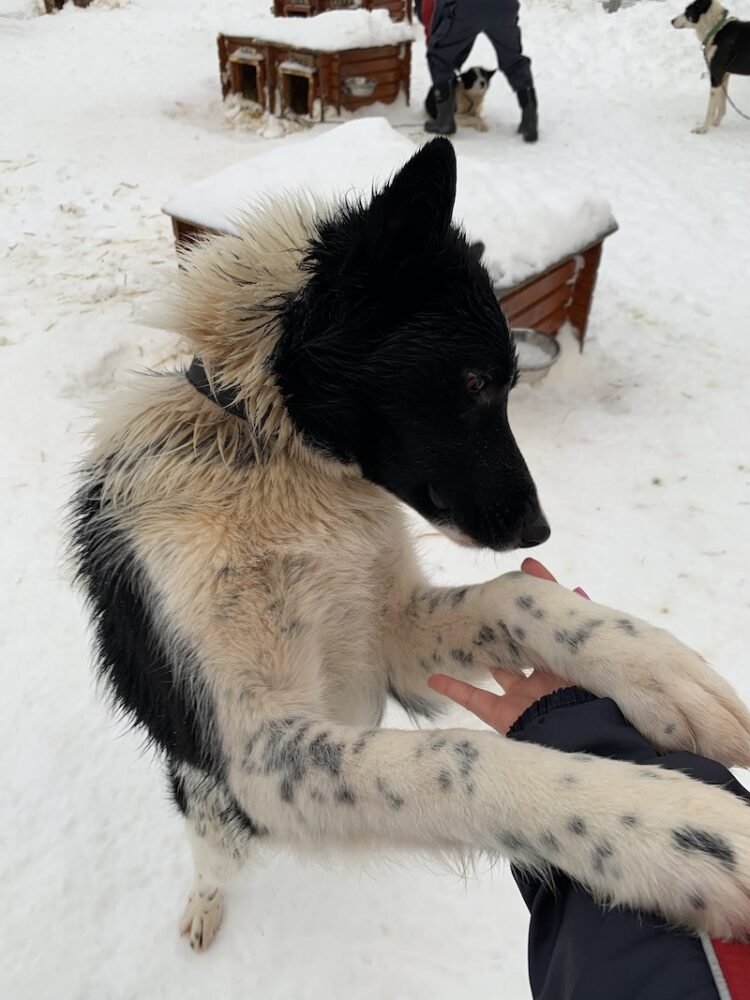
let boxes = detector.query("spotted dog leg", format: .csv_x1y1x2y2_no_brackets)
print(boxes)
170,763,267,952
224,716,750,939
383,572,750,766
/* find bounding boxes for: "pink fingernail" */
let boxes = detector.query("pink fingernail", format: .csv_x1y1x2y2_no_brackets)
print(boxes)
573,586,590,600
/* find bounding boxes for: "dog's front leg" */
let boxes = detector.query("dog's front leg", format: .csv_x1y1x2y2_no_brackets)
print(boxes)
385,574,750,765
382,581,529,719
693,86,721,133
227,714,750,940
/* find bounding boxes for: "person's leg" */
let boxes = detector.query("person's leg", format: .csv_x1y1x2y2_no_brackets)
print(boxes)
483,0,538,141
425,0,481,133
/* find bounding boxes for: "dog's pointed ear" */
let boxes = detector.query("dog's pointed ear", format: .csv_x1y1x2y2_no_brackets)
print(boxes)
365,138,457,266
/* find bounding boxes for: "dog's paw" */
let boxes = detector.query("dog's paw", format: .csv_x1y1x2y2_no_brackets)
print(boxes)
578,621,750,766
511,578,750,765
692,124,709,134
180,887,223,951
550,756,750,940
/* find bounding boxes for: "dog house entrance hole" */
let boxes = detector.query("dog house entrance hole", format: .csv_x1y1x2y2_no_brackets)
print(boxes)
287,74,311,115
240,64,260,102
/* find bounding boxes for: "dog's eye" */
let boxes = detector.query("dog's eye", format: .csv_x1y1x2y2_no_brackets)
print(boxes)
465,372,488,394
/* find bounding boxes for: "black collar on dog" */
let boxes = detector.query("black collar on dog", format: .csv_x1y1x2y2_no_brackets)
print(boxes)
185,357,246,420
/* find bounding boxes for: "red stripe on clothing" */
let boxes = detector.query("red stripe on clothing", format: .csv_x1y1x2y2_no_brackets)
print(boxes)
421,0,436,41
711,940,750,999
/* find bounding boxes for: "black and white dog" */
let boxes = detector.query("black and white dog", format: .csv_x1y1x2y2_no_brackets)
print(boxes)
672,0,750,132
426,66,496,131
70,139,750,952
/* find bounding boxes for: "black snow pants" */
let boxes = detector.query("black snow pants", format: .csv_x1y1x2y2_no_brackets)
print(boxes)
426,0,533,92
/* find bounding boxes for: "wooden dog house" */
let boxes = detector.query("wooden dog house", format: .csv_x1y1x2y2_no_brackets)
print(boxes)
218,10,414,119
162,121,617,349
495,234,616,345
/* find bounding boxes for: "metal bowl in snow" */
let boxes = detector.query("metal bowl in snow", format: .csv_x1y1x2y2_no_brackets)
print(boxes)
342,76,377,98
511,328,560,384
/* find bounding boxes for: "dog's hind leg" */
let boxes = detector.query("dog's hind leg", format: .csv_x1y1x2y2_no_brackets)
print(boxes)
713,76,729,125
170,763,266,951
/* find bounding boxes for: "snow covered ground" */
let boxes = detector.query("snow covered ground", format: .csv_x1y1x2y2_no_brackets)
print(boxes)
2,1,749,997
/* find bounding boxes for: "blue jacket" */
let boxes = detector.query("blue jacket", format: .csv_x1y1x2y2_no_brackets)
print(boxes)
508,688,750,1000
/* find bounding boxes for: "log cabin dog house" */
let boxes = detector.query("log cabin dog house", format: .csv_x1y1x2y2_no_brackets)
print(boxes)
162,120,617,348
218,9,415,120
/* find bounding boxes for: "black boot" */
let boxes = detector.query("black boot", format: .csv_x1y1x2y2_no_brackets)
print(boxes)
517,86,538,143
424,82,456,136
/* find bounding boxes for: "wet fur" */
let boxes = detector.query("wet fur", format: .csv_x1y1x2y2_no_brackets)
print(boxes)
70,140,750,951
672,0,750,133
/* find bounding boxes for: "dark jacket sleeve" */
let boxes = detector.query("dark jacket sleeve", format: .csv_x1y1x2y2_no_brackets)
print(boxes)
507,688,750,1000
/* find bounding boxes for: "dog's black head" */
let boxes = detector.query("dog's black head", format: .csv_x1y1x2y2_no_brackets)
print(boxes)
672,0,713,27
275,139,549,551
459,67,496,92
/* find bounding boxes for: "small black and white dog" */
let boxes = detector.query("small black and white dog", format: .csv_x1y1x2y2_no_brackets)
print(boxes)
425,66,496,131
672,0,750,133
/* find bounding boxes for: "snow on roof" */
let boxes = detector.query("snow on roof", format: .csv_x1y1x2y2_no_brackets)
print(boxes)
219,9,416,52
162,119,616,288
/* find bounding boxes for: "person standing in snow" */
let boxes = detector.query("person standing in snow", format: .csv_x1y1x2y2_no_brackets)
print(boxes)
429,558,750,1000
416,0,538,141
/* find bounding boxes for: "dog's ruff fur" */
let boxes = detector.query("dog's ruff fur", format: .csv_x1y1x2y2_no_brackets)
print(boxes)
70,140,750,952
672,0,750,133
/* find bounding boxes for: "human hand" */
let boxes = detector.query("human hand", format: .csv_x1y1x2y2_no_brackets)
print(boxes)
427,558,582,735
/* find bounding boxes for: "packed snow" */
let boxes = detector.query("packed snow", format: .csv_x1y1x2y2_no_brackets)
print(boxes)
2,1,749,999
163,117,616,287
220,8,416,51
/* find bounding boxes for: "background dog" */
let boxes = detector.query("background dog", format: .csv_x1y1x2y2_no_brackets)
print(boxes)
70,139,750,952
425,66,496,131
672,0,750,132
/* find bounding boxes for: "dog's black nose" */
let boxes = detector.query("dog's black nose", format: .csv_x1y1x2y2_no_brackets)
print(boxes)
518,513,551,548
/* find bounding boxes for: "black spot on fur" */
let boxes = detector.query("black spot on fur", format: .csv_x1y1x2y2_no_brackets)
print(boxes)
664,724,676,736
428,593,441,614
69,471,218,772
615,618,638,636
280,776,295,803
498,831,527,852
620,814,639,828
639,769,664,780
672,828,736,871
451,648,474,665
562,774,578,785
516,595,534,611
352,730,377,754
592,840,615,874
541,832,560,852
567,816,588,836
387,680,437,721
474,624,496,645
450,588,468,607
689,892,706,911
437,769,452,791
512,626,526,642
553,619,604,654
454,740,479,783
335,785,356,805
376,776,405,809
308,732,345,777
